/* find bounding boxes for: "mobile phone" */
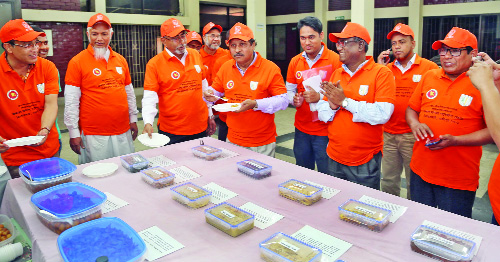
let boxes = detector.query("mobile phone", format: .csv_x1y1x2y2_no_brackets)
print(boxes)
425,139,442,147
384,50,394,63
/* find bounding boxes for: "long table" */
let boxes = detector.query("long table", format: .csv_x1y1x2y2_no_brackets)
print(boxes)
1,137,500,261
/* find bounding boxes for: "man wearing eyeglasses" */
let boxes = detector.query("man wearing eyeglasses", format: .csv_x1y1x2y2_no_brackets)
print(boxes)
405,27,491,217
64,13,139,164
0,19,60,178
316,22,396,189
142,18,215,144
286,16,341,174
376,24,439,199
204,23,288,157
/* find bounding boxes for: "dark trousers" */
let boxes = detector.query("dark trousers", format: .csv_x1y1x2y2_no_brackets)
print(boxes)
410,169,476,218
214,117,228,142
293,128,329,174
158,126,207,145
493,214,499,226
327,151,382,190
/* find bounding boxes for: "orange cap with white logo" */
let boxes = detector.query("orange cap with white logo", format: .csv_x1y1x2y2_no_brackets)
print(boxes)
88,13,111,28
0,19,44,43
161,18,189,38
202,22,223,36
432,27,477,50
228,22,254,42
187,31,202,44
387,23,414,39
329,22,371,44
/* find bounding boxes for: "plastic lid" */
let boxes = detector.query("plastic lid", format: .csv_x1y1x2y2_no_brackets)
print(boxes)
31,182,107,218
58,217,146,262
20,157,76,182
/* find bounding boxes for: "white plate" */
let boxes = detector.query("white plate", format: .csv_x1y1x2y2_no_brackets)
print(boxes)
138,133,170,148
82,163,119,178
0,166,7,177
212,103,241,112
4,136,45,147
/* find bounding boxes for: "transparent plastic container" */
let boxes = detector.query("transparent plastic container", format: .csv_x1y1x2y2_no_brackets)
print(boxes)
192,145,222,160
120,154,149,173
278,179,323,206
170,182,212,209
19,157,76,193
31,182,107,234
205,202,254,237
0,214,17,247
237,159,272,179
338,199,391,232
410,225,475,262
259,232,322,262
57,217,146,262
140,166,175,188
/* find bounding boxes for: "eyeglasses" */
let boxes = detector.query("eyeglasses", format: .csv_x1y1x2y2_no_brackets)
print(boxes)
229,42,250,49
336,39,359,49
206,34,221,39
164,31,188,42
10,41,40,49
438,47,467,57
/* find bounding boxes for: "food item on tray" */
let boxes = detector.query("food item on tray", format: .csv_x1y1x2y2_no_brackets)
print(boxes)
0,225,12,242
278,180,322,206
192,145,222,160
141,167,174,188
205,203,254,237
338,199,391,232
260,232,322,262
120,154,149,172
171,183,211,208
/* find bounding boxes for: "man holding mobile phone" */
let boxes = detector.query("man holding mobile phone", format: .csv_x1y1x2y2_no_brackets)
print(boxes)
377,24,438,199
405,27,492,218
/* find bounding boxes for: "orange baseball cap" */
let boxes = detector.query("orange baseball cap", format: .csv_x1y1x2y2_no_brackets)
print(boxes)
0,19,44,43
88,13,111,28
202,22,223,36
161,18,189,38
329,22,371,44
228,22,254,42
432,27,477,50
387,23,414,39
187,31,202,44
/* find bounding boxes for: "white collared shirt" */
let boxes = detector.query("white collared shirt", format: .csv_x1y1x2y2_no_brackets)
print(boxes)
394,53,416,74
165,47,188,66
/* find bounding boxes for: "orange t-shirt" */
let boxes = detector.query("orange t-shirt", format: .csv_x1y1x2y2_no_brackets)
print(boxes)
0,53,59,166
489,156,500,223
286,43,342,136
65,45,131,136
212,53,286,147
326,57,396,166
211,53,233,122
144,48,208,135
200,47,229,86
384,55,439,134
408,69,486,191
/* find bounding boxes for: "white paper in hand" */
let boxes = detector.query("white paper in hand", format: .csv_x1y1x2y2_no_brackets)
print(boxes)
302,75,323,93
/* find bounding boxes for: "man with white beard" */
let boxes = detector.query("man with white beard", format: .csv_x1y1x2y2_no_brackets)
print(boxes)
64,13,139,164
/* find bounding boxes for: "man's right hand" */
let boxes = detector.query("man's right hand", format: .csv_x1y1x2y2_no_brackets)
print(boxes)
409,122,434,141
293,92,304,107
70,137,85,155
0,136,9,153
203,90,218,102
143,123,154,138
377,49,391,65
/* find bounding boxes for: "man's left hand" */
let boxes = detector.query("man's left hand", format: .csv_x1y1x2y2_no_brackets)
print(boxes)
426,134,456,150
207,118,217,136
235,99,257,113
130,122,138,141
33,128,50,146
303,88,320,103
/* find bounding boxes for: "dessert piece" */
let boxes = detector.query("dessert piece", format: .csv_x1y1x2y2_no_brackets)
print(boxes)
338,199,391,232
141,167,175,188
120,154,149,172
205,202,254,237
171,182,211,209
192,145,222,160
260,232,322,262
237,159,272,179
278,179,322,206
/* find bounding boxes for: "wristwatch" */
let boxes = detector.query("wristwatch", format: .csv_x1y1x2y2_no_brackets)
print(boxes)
341,98,348,109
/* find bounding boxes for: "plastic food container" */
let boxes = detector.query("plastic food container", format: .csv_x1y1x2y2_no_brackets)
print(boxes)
259,232,322,262
338,199,391,232
57,217,146,262
120,154,149,173
170,182,212,209
0,214,17,247
410,225,476,262
192,145,222,160
19,157,76,193
141,166,175,188
237,159,272,179
278,179,323,206
205,202,254,237
31,182,107,234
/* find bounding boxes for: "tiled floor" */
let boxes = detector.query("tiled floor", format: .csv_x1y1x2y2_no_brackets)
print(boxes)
49,89,498,224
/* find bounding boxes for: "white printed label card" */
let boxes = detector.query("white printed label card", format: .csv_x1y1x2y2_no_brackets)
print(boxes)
203,182,238,204
169,166,201,184
139,226,184,261
292,225,352,262
102,192,129,214
239,202,284,229
148,155,176,167
358,195,408,223
304,180,340,199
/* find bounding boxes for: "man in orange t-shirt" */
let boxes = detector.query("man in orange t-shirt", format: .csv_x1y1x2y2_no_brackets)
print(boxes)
64,13,139,164
142,18,215,144
406,27,492,218
376,23,438,198
186,31,202,52
204,23,288,157
317,22,396,189
467,52,500,225
286,16,341,174
0,19,60,178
